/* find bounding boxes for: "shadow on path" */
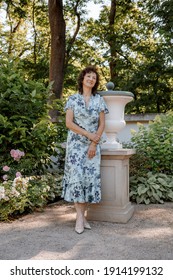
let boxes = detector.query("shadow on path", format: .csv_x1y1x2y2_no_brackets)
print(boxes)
0,202,173,260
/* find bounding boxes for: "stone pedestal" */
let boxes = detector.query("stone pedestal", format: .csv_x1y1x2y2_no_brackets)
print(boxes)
87,149,136,223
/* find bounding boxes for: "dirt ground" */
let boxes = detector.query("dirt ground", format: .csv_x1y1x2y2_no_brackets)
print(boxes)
0,201,173,260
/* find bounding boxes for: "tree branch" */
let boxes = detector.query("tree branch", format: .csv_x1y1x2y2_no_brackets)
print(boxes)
65,0,81,66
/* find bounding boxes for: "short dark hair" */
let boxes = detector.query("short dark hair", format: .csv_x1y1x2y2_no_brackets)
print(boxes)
77,66,100,95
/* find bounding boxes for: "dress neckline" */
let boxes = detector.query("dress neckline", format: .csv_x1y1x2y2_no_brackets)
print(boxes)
79,93,93,109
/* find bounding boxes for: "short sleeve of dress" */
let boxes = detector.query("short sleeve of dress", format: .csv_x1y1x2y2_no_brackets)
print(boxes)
99,96,109,114
64,96,75,112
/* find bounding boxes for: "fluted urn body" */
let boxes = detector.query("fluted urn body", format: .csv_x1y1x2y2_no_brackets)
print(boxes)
99,82,134,149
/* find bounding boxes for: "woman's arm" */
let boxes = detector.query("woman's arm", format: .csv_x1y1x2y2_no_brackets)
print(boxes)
96,111,105,139
90,111,105,144
66,109,100,143
88,111,106,158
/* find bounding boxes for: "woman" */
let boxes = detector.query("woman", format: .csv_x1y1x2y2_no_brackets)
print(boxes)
62,66,109,234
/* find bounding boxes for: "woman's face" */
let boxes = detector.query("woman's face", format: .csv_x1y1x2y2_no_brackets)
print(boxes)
82,71,97,89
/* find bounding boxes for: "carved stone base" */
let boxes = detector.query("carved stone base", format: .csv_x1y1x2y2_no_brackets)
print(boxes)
87,149,136,223
87,202,134,223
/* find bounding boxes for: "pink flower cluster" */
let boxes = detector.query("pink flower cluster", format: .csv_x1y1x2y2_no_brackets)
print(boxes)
3,165,10,172
2,149,25,181
2,171,22,181
2,166,10,180
2,175,8,181
16,172,22,178
10,149,25,161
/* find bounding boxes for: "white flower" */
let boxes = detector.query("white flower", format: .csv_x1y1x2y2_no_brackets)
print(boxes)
43,186,50,193
11,187,20,197
0,186,6,200
12,177,28,188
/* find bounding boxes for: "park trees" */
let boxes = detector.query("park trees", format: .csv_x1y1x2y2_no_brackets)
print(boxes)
0,0,172,113
82,0,173,113
0,0,50,81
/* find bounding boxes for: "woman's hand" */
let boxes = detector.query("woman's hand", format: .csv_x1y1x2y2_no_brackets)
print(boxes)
86,132,100,144
87,142,97,159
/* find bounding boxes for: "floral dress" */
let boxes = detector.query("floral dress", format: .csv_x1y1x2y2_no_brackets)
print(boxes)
61,93,109,203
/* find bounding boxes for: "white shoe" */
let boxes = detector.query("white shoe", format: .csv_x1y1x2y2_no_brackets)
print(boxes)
75,217,84,234
84,218,91,230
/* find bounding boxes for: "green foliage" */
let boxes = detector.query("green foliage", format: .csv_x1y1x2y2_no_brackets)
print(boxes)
0,58,67,220
130,172,173,204
130,111,173,174
0,173,62,221
1,0,173,113
0,177,28,221
0,58,65,177
128,111,173,204
26,173,63,211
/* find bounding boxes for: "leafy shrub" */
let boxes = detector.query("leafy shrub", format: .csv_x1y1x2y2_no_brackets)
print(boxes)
26,173,63,211
0,58,67,177
130,111,173,175
0,177,28,220
128,111,173,204
0,173,62,221
0,140,63,221
0,58,67,220
130,172,173,204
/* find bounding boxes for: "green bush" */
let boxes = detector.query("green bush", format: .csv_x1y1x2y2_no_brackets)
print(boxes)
0,173,63,221
0,58,67,177
128,111,173,204
0,177,28,220
0,58,67,220
130,111,173,175
130,172,173,204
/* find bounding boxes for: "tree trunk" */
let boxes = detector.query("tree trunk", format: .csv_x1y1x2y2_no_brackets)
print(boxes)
48,0,65,120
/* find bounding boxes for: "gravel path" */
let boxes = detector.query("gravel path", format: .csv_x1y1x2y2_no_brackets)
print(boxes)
0,201,173,260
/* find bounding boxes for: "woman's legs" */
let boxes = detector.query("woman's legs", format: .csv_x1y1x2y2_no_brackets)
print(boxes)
83,203,91,229
74,202,85,234
74,202,91,233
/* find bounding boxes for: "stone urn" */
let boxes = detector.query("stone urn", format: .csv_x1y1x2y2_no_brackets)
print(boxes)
99,82,134,149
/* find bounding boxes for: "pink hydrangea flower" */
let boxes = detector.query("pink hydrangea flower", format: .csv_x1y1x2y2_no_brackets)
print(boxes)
16,172,22,178
10,149,25,161
3,165,10,172
2,175,8,181
10,149,16,157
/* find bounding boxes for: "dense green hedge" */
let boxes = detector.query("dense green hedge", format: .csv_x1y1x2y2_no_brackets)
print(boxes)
129,111,173,204
0,58,67,221
0,58,67,178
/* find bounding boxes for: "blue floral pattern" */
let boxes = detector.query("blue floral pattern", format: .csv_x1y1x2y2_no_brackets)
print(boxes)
62,93,109,203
